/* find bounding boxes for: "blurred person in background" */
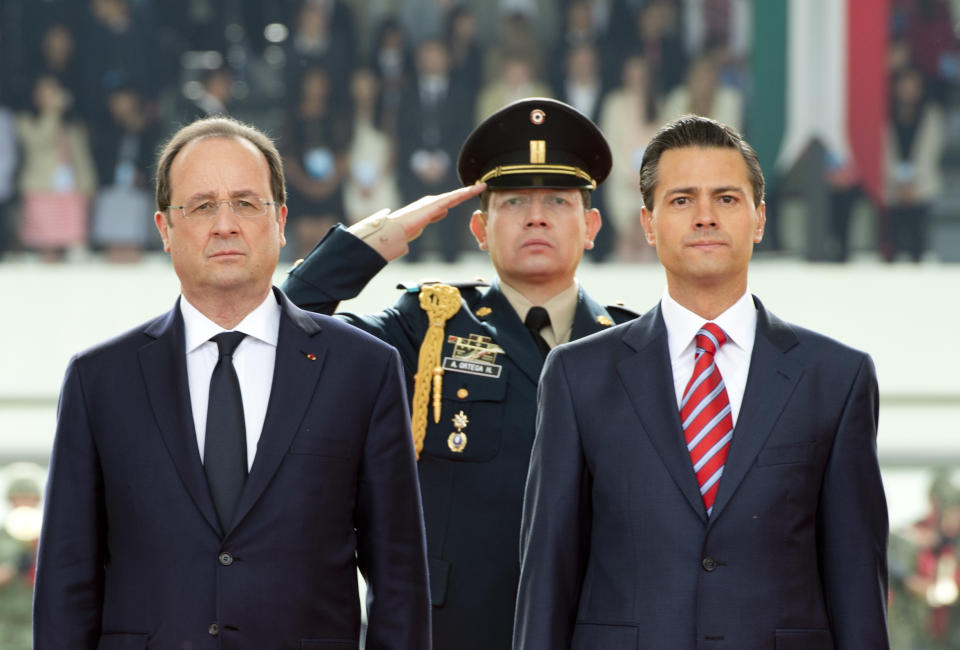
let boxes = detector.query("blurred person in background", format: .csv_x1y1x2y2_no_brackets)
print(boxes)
0,472,43,650
397,38,472,261
343,66,401,224
476,51,552,124
284,97,636,650
281,64,349,259
634,0,688,100
660,53,743,131
446,6,484,115
372,17,415,137
0,97,16,259
283,0,357,112
599,52,660,262
182,64,234,121
16,74,96,262
90,84,162,262
555,42,604,122
884,66,945,262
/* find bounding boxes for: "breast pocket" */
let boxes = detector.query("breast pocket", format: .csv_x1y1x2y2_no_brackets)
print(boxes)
419,371,508,463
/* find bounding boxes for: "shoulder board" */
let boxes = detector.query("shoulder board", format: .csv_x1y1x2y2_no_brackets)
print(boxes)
606,304,642,323
396,277,490,293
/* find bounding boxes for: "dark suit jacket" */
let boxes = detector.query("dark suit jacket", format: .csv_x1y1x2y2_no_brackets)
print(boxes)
283,225,636,650
515,298,889,650
34,288,430,650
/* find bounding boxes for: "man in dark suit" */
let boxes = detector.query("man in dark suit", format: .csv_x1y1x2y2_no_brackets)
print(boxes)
283,98,636,650
515,115,890,650
33,116,431,649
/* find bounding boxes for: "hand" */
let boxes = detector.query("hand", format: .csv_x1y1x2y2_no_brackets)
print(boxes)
387,183,486,241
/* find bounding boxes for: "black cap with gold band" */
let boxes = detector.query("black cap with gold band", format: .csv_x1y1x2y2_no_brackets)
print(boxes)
457,97,612,191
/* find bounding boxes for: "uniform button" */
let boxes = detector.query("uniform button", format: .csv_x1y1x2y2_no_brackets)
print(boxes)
457,388,469,399
208,623,219,636
219,552,234,566
702,557,718,572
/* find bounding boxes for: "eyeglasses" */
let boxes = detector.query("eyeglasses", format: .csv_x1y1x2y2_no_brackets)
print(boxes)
168,197,278,220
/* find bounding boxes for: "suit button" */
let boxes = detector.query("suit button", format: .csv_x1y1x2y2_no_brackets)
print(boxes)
208,623,219,636
457,388,469,399
219,552,234,566
702,557,718,572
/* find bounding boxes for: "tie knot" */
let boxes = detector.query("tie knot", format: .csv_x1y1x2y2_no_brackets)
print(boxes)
211,331,246,358
695,323,727,357
524,306,551,332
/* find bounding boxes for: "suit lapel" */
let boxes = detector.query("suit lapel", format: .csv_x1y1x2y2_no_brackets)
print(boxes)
475,283,543,385
617,306,707,521
229,290,325,534
708,299,804,524
138,302,221,536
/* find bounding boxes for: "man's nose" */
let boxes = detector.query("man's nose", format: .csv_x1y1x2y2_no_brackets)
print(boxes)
210,201,241,234
693,201,717,228
524,199,549,228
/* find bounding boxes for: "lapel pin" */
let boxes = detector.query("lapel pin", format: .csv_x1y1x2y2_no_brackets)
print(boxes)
302,351,317,361
596,315,613,327
475,307,492,317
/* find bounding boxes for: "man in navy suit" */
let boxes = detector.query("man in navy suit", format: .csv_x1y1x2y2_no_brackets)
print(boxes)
33,116,431,649
514,116,890,650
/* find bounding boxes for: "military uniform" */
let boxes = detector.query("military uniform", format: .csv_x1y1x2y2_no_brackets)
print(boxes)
284,98,638,650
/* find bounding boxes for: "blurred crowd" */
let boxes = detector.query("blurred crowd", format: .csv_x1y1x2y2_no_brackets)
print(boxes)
0,0,957,263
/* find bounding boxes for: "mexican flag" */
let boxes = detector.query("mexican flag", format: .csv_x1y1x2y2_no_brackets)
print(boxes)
749,0,890,202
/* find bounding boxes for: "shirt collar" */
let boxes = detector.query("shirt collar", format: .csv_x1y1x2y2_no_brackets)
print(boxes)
660,288,757,360
498,279,580,337
181,290,282,354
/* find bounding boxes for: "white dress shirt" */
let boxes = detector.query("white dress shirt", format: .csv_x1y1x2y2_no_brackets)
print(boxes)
660,289,757,426
181,292,281,471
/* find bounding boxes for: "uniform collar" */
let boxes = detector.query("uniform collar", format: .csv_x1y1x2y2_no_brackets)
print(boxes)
498,279,580,345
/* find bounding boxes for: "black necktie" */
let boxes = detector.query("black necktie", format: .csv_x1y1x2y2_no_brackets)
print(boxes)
204,331,248,530
524,307,552,360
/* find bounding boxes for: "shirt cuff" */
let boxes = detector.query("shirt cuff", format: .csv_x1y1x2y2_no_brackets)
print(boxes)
347,211,409,262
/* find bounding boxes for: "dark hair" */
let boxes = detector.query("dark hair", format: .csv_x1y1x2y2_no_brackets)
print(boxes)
155,116,286,216
479,188,591,212
639,115,764,210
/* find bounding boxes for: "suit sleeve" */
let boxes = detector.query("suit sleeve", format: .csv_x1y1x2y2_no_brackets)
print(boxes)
33,357,107,649
355,348,431,650
817,353,890,649
514,350,592,650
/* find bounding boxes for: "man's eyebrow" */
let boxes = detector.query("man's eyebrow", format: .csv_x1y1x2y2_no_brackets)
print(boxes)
710,186,746,195
182,189,259,203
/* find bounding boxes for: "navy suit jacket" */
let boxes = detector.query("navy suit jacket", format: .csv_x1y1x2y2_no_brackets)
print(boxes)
515,298,889,650
34,288,430,650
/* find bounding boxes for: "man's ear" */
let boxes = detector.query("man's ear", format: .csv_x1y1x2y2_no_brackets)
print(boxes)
753,201,766,243
155,211,171,252
584,208,601,250
640,206,656,247
470,210,488,250
277,203,288,247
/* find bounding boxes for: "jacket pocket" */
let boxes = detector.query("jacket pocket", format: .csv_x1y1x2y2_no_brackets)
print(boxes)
429,556,451,606
571,622,638,650
775,628,835,650
420,371,509,462
97,632,148,650
301,640,358,650
757,441,816,466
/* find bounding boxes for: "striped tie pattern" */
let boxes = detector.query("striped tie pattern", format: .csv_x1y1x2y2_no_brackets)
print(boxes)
680,323,733,516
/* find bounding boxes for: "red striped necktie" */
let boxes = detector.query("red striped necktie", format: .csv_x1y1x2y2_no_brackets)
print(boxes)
680,323,733,516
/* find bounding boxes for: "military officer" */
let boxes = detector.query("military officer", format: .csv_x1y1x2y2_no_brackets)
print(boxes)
283,98,637,650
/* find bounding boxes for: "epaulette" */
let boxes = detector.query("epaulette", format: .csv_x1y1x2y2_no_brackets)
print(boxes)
606,303,642,323
396,277,490,293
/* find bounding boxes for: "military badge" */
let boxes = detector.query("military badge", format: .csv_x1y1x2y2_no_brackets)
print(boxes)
596,315,613,327
443,334,505,378
448,410,469,452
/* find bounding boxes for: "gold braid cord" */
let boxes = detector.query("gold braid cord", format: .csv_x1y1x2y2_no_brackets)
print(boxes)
410,284,462,459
